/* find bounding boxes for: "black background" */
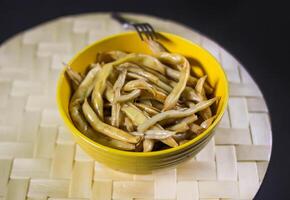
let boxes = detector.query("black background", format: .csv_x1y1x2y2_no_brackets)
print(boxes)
0,0,289,199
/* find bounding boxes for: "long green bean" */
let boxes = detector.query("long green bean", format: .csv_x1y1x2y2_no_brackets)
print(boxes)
83,99,140,143
137,97,218,132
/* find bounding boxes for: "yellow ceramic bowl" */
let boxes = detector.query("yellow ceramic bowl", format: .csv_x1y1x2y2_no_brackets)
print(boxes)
57,32,228,174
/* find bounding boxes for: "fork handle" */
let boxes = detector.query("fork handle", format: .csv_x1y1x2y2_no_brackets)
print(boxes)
111,12,132,28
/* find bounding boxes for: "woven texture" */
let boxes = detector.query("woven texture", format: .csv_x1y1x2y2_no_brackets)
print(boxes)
0,13,272,200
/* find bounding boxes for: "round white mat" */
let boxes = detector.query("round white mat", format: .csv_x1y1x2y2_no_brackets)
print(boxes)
0,13,272,200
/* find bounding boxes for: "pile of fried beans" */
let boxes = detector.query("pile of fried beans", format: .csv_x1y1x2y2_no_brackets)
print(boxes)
66,40,219,152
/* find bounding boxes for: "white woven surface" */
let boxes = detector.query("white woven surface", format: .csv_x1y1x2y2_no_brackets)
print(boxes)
0,13,272,200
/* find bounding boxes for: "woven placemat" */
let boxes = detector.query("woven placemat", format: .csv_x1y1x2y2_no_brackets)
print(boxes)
0,13,272,200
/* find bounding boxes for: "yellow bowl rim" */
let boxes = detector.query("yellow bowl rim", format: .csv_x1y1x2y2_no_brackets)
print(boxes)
56,31,229,157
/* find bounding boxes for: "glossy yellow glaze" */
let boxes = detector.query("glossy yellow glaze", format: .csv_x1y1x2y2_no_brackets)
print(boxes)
56,32,228,173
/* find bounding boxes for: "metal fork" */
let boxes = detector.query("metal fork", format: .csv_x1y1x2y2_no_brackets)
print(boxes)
111,12,158,41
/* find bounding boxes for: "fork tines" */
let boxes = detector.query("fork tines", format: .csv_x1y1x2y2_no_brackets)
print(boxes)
133,23,158,41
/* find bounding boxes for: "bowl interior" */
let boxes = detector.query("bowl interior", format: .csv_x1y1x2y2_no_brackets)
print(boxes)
57,32,228,156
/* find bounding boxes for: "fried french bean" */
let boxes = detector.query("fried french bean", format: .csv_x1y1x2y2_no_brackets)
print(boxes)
195,75,212,119
130,130,176,140
169,80,202,102
163,57,190,111
124,117,135,132
70,65,101,103
115,89,141,103
104,82,114,103
144,130,176,140
121,104,148,126
65,64,83,90
83,63,102,77
139,91,166,103
155,52,185,70
114,53,167,74
82,99,140,143
69,104,92,135
143,67,170,83
165,66,187,80
195,75,207,95
167,122,190,133
179,115,198,124
165,66,213,94
123,80,157,96
91,131,136,151
91,63,114,119
125,65,172,92
105,139,135,150
69,65,101,133
200,115,216,129
135,103,160,115
143,139,155,152
96,133,135,150
127,72,147,80
112,69,127,127
111,101,121,127
137,97,218,132
191,124,204,135
160,137,178,147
